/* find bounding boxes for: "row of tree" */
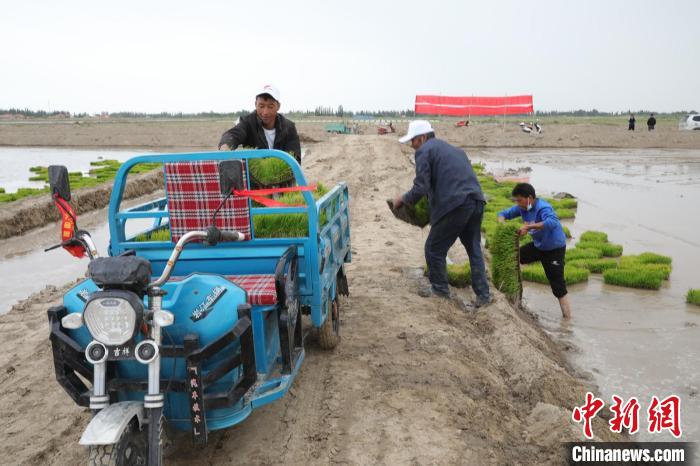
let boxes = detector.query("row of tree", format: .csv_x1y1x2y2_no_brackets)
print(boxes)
1,108,71,117
534,109,697,117
2,108,696,119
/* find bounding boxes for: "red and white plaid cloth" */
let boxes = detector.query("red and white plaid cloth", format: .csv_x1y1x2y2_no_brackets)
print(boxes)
164,161,252,242
169,274,277,306
226,274,277,305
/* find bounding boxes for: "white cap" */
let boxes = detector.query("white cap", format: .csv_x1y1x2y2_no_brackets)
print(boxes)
256,84,280,102
399,120,434,143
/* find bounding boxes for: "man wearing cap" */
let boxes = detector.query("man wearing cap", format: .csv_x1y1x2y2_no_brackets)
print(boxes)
218,85,302,164
393,121,491,307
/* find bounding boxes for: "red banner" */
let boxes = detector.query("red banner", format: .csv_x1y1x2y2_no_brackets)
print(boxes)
415,95,533,116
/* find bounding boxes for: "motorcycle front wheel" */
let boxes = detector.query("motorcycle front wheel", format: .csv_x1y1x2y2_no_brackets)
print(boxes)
87,419,147,466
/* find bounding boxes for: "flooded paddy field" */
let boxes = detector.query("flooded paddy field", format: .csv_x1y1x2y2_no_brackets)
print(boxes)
475,148,700,443
0,146,143,193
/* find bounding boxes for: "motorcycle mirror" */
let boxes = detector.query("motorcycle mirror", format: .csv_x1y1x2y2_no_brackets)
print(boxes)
48,165,71,201
218,160,244,194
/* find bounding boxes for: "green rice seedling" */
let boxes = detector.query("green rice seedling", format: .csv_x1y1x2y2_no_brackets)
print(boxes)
492,186,515,199
566,248,604,261
522,262,589,285
413,197,430,226
555,208,576,219
553,198,578,209
423,262,472,288
248,157,294,186
619,255,640,267
636,252,672,265
687,289,700,306
479,178,499,191
562,225,571,239
133,227,171,242
564,266,590,284
576,241,623,257
580,231,608,243
603,268,663,290
568,258,618,273
521,264,548,284
546,198,579,210
0,187,49,202
253,183,329,238
619,255,673,281
618,262,672,280
497,180,518,190
90,159,121,167
484,198,512,213
489,223,522,301
481,217,498,234
640,264,672,280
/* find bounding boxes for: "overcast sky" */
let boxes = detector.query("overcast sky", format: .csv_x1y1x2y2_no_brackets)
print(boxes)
2,0,698,114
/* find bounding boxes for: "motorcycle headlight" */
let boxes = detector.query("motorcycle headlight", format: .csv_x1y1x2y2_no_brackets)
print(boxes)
83,290,143,346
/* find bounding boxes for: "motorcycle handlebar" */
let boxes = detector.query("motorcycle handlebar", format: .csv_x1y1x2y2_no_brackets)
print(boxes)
220,230,245,243
148,227,243,288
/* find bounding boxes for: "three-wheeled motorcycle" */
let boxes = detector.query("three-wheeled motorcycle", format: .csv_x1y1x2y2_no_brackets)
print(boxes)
46,150,351,465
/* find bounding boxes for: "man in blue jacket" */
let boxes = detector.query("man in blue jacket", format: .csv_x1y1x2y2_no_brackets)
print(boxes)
497,183,572,319
393,120,491,308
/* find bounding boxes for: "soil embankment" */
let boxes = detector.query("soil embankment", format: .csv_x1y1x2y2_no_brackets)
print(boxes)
0,134,623,465
0,170,163,239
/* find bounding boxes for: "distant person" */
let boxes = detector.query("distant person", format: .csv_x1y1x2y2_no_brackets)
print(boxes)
628,114,635,131
647,113,656,131
218,84,302,164
392,120,491,308
497,183,572,319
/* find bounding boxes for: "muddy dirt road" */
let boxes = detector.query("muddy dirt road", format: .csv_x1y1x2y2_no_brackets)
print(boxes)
0,135,621,465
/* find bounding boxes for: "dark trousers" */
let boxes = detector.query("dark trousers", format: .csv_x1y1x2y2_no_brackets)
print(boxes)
425,197,490,300
519,243,568,298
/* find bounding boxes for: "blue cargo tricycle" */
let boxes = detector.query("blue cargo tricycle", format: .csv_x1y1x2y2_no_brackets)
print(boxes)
46,150,351,465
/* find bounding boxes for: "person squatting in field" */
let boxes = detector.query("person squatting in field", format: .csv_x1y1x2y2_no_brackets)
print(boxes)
497,183,572,319
393,120,492,308
218,84,302,164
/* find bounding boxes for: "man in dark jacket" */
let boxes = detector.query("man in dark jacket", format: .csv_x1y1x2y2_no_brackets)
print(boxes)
393,121,491,307
647,113,656,131
218,84,302,164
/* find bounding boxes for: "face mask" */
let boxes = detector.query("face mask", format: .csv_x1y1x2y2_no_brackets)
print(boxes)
526,200,533,211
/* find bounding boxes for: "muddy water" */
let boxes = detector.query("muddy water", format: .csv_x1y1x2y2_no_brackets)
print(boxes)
0,201,152,313
0,147,142,193
476,148,700,443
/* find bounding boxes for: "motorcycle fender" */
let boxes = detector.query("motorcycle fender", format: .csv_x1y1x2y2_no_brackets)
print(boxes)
79,401,145,446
